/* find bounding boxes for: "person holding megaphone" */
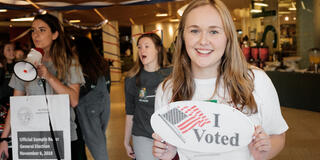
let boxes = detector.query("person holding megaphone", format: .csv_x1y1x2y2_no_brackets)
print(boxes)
0,14,86,160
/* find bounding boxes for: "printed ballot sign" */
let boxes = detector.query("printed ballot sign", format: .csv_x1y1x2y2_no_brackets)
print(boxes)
10,95,71,160
151,101,254,153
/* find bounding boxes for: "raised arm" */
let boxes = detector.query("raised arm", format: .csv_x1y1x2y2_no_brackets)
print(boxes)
37,64,80,107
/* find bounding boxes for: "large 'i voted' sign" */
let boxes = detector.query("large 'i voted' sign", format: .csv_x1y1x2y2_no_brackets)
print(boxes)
151,101,254,153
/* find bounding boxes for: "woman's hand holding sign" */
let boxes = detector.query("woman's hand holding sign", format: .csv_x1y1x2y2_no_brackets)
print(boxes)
152,133,177,160
0,141,9,160
249,126,271,160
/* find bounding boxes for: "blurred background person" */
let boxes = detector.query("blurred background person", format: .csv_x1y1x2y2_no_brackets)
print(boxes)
14,45,26,61
0,41,15,125
124,33,171,160
73,36,110,160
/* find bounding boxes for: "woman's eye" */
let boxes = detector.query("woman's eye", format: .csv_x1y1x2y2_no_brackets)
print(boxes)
210,30,218,34
190,29,199,34
40,29,46,32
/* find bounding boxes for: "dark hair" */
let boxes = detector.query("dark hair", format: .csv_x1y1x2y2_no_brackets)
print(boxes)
32,13,76,80
33,14,60,36
73,36,108,83
0,41,14,71
14,45,26,53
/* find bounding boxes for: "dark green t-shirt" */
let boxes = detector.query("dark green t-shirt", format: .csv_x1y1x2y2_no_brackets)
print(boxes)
125,67,171,138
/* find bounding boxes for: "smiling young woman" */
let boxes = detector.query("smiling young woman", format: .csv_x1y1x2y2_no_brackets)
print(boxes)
152,0,288,160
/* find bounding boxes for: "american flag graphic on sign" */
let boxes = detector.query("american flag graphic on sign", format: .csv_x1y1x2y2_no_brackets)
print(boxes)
159,105,211,135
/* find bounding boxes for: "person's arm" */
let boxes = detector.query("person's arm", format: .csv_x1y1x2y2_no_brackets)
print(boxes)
268,133,286,159
0,90,25,158
123,78,136,158
37,64,80,107
46,76,80,107
249,126,286,160
152,82,177,159
124,115,135,159
249,70,288,159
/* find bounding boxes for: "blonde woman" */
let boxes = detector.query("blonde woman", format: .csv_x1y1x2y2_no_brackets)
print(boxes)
152,0,288,160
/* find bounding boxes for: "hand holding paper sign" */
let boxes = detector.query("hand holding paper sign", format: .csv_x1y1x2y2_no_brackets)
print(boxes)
152,133,177,160
249,126,271,160
0,142,9,160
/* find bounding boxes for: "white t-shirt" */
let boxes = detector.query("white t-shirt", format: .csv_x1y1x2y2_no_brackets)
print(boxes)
155,69,288,160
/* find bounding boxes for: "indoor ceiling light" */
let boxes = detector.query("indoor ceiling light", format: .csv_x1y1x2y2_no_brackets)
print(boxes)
39,9,47,15
288,7,296,11
279,4,290,7
0,9,7,12
120,0,147,5
301,1,306,10
278,11,291,15
0,0,29,5
284,16,289,21
69,20,81,23
250,9,262,13
10,17,34,22
156,13,168,17
254,2,268,7
169,19,179,22
288,2,296,11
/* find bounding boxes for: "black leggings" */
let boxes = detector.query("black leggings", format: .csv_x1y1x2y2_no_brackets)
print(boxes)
71,138,87,160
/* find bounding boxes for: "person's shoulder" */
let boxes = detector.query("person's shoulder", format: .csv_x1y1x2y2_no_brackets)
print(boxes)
249,66,267,78
124,75,136,85
249,66,272,86
158,78,173,91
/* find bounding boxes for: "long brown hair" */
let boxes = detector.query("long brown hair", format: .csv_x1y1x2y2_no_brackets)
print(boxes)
73,36,108,83
127,33,168,78
163,0,257,113
32,14,79,80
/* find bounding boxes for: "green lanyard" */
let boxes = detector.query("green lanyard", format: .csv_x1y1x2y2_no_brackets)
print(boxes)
205,99,218,103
